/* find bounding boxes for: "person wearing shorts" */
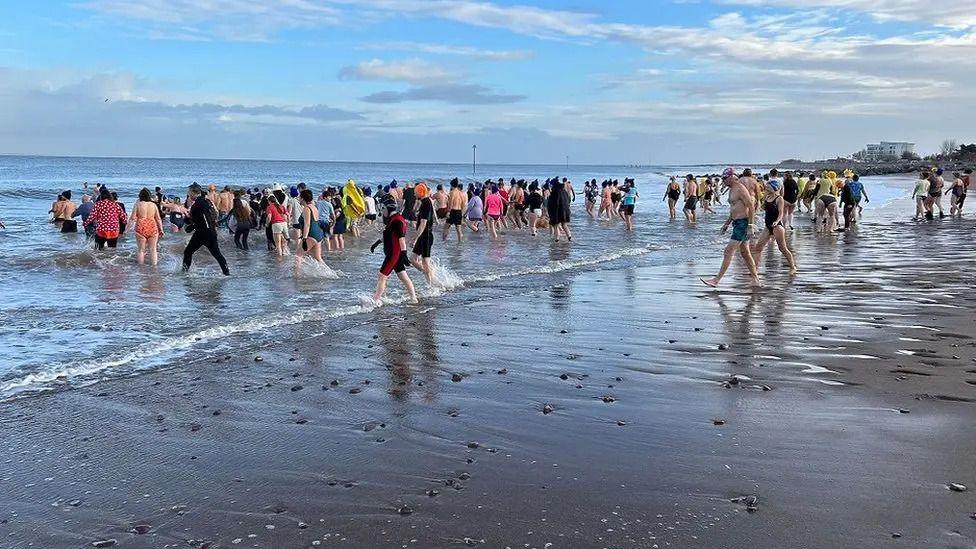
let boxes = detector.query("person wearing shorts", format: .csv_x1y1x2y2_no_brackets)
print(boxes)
701,168,760,288
442,181,466,242
411,183,435,284
371,198,417,304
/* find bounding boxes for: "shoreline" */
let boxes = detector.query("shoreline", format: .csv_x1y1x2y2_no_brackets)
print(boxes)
2,211,975,548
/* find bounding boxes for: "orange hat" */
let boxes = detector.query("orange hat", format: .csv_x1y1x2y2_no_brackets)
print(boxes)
415,182,430,199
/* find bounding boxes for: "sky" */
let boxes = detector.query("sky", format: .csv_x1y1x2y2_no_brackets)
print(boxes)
1,0,974,164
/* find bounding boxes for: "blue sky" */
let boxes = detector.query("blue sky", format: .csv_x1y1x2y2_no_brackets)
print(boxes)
1,0,974,163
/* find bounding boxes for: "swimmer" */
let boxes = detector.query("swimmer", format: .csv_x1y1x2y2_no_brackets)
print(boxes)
266,194,289,257
752,178,797,276
781,171,799,230
230,196,254,250
371,197,418,304
682,174,698,222
701,168,761,288
526,182,544,236
296,189,325,263
410,183,435,283
84,187,127,250
621,181,638,231
443,180,466,242
182,184,230,275
912,170,930,220
129,188,165,265
663,177,681,220
484,185,504,239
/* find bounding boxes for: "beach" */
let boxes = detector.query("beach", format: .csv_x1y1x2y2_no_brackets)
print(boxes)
2,174,975,548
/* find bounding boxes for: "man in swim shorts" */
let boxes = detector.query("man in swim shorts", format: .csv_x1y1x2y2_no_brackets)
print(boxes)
701,168,761,288
682,174,699,222
442,180,466,242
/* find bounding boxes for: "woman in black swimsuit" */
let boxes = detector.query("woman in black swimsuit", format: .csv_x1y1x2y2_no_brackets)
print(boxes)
663,177,681,220
752,179,797,275
782,172,799,229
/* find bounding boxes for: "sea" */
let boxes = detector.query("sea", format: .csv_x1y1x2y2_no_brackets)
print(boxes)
0,155,911,400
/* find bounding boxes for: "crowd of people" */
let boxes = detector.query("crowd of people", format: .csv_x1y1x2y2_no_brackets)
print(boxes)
27,164,972,299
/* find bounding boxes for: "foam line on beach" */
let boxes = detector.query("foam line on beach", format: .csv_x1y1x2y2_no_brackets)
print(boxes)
0,244,660,399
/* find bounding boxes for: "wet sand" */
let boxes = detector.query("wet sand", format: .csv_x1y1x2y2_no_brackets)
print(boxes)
2,213,976,549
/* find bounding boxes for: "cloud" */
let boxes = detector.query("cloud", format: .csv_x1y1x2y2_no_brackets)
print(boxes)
338,58,454,83
717,0,976,28
360,41,533,61
360,84,525,105
76,0,341,41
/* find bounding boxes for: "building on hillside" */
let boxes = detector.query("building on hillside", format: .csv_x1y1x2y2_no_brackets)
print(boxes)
863,141,914,160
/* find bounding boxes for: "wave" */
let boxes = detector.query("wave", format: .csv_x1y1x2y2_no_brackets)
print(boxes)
0,243,662,399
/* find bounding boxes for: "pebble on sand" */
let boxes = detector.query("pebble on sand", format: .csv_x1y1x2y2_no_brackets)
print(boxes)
398,506,413,515
452,373,464,382
91,540,117,548
713,419,726,426
948,483,967,492
254,356,263,362
543,404,555,415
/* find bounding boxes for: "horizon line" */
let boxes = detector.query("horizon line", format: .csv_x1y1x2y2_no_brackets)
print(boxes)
0,152,774,169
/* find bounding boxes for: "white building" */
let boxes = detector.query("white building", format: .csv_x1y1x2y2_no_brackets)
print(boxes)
864,141,914,160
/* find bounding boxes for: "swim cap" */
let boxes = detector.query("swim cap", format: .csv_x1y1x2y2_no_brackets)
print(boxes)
936,168,944,175
722,167,735,178
382,195,397,213
491,185,499,193
415,183,429,199
767,180,781,191
290,186,299,197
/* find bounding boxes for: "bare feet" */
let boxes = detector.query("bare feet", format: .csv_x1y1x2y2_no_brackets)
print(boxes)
700,277,718,288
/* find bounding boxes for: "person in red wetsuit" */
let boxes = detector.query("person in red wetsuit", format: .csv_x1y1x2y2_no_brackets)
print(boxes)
370,196,418,304
84,187,127,250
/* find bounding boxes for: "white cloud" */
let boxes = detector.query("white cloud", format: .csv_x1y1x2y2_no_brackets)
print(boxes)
360,41,533,61
338,58,455,83
717,0,976,28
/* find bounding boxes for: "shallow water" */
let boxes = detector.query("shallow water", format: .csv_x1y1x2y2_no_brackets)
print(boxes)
0,155,912,398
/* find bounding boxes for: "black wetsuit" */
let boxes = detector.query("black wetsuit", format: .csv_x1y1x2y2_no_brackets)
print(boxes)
412,197,435,258
763,198,781,231
783,179,799,204
182,195,230,275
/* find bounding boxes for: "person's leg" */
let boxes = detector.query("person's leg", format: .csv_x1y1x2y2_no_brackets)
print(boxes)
826,204,838,232
752,232,771,264
266,223,274,250
136,234,147,265
775,227,797,274
147,234,159,266
738,241,761,286
562,222,572,241
204,232,230,275
422,257,433,284
234,230,242,249
373,273,389,302
396,270,418,303
528,213,538,236
241,228,249,250
182,232,204,271
701,242,737,287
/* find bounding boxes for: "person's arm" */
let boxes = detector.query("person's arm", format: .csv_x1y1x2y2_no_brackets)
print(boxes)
370,238,382,253
128,204,137,228
83,203,98,226
155,207,164,236
302,206,311,239
775,197,785,226
862,187,869,202
414,218,428,245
